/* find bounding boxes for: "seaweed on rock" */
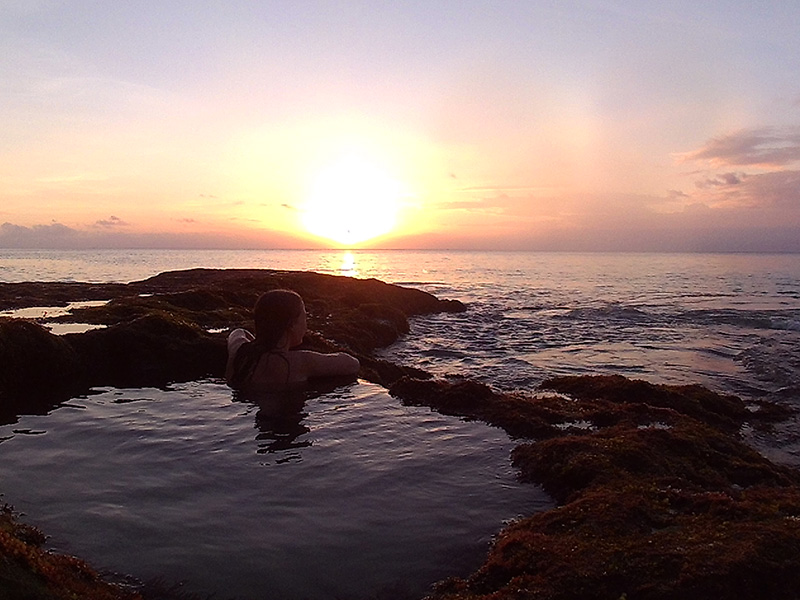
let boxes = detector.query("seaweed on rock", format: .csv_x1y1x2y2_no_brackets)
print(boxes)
413,374,800,600
0,504,141,600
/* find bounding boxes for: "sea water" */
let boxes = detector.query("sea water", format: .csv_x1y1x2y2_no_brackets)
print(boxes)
1,249,800,596
0,380,546,599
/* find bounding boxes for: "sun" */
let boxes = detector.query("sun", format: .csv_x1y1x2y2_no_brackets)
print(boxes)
301,153,403,246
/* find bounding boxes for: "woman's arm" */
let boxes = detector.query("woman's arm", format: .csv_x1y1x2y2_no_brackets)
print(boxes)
299,350,360,380
225,328,254,385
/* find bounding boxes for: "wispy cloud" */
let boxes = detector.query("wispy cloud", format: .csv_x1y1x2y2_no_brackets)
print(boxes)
92,215,128,228
431,194,529,216
721,170,800,208
685,169,800,209
456,185,558,193
694,172,746,189
678,128,800,168
676,127,800,212
667,189,690,199
34,173,109,185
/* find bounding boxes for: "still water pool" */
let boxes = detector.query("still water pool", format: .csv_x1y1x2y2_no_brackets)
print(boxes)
0,380,551,599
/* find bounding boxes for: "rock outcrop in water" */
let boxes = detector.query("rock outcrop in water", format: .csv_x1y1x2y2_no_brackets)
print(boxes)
1,269,799,600
0,268,461,420
391,374,800,599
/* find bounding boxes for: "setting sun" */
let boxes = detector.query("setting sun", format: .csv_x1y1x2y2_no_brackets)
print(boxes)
301,153,403,246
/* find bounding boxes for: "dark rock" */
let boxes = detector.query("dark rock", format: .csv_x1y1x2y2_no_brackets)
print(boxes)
66,312,226,389
0,318,84,421
391,376,577,439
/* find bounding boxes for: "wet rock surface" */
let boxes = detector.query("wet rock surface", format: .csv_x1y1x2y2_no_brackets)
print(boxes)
2,269,799,599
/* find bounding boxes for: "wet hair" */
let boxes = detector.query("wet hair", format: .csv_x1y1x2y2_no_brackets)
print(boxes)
230,289,305,389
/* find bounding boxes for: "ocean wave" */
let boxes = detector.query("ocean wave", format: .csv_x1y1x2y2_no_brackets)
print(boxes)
770,317,800,331
421,348,468,359
739,339,800,389
392,280,449,287
678,308,795,331
557,304,653,323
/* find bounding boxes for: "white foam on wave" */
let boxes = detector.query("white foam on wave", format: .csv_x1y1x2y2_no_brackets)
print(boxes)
771,317,800,331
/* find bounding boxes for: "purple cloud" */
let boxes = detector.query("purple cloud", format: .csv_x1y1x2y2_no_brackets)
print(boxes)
0,221,80,247
693,169,800,208
736,170,800,208
695,172,746,189
93,215,129,228
681,128,800,167
667,189,690,199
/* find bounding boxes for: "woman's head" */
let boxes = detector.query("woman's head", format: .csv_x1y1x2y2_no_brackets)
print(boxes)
253,289,306,349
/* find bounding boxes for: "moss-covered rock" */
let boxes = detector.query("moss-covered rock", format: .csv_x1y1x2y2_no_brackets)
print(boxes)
409,375,800,600
65,312,225,389
0,504,140,600
0,318,84,421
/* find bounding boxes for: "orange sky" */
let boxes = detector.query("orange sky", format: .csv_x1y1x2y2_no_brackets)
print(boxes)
2,2,799,251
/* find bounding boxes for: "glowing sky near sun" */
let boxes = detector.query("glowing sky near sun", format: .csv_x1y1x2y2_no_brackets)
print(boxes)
1,1,799,251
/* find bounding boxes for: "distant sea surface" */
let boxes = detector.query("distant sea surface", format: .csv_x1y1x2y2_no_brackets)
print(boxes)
2,248,800,598
2,248,798,399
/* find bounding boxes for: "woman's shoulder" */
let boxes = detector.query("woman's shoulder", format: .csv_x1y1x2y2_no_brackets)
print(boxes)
225,329,256,387
227,328,254,351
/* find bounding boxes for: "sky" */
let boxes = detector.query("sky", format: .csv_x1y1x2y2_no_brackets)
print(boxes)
1,1,799,252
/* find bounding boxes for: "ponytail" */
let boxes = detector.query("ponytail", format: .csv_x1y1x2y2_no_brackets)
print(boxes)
229,289,304,389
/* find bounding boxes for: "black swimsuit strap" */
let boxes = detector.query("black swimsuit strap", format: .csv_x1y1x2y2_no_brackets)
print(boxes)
264,349,292,384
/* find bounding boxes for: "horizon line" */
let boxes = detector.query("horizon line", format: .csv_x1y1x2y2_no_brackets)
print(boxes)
2,246,799,255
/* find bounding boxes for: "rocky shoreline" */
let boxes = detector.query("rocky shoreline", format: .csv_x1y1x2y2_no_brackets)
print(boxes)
2,269,799,599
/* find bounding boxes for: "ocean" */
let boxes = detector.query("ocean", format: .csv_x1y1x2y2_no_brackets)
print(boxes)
2,248,799,400
1,248,799,598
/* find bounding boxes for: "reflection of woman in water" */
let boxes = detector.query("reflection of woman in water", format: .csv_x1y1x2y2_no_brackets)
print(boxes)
225,289,360,393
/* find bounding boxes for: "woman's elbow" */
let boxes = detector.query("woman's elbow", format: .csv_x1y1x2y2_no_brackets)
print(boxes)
331,352,361,375
351,355,361,373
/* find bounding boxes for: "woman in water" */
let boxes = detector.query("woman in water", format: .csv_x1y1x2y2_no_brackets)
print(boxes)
225,289,360,392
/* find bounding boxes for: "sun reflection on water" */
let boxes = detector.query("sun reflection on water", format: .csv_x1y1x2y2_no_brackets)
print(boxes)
339,251,358,277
